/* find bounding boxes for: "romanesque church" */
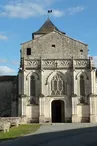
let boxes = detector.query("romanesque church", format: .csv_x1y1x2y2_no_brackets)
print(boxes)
0,18,97,123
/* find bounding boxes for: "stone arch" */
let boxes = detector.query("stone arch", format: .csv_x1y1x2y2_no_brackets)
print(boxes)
26,71,39,104
46,71,69,96
45,71,65,85
75,71,89,80
76,71,89,99
26,71,39,80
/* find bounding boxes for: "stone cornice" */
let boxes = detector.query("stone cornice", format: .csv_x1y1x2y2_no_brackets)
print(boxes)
18,94,27,98
23,59,91,70
71,93,77,97
88,93,97,97
39,93,45,97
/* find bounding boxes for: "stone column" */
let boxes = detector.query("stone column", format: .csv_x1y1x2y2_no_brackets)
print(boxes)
18,68,26,117
39,96,45,123
72,58,78,122
39,58,45,123
90,70,96,95
72,96,78,122
89,57,97,123
21,94,26,116
89,95,97,123
40,57,43,94
18,71,22,116
89,57,96,94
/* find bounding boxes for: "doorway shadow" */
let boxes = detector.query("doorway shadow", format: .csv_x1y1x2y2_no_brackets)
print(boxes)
52,100,64,123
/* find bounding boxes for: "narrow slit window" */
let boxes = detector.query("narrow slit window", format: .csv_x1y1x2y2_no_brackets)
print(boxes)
80,50,83,52
52,44,55,48
27,48,31,55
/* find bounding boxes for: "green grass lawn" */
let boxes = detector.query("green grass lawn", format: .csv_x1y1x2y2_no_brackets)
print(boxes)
0,124,40,141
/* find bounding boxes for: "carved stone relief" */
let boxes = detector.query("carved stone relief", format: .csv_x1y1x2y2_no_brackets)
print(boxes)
25,60,40,68
75,60,89,67
24,59,89,69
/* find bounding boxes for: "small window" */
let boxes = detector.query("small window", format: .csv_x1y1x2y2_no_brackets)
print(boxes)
80,50,83,52
52,44,55,47
27,48,31,55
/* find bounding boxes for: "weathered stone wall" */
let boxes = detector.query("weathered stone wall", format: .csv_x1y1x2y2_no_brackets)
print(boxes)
0,117,27,125
21,31,88,59
18,27,97,123
20,67,92,123
26,105,39,123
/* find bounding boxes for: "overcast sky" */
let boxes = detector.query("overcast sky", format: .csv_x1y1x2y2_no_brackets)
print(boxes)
0,0,97,75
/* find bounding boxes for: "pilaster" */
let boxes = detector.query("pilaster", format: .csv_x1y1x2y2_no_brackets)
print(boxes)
89,94,97,123
72,96,78,122
21,94,26,116
39,96,45,123
72,57,78,122
89,57,96,95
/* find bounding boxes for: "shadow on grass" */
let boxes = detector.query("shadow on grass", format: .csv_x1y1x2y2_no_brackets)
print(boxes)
0,125,97,145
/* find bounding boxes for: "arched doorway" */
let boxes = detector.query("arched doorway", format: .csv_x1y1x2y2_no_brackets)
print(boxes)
51,100,64,123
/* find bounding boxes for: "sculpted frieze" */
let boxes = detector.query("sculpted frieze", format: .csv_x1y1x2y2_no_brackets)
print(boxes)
24,59,89,69
58,60,72,67
75,60,89,67
42,60,55,66
25,60,40,67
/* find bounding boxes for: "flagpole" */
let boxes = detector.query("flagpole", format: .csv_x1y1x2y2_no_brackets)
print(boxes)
48,10,52,19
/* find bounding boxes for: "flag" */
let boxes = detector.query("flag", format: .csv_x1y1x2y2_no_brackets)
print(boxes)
48,10,52,13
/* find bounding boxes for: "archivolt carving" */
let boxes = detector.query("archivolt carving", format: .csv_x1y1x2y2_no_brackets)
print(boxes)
45,71,66,85
26,71,39,80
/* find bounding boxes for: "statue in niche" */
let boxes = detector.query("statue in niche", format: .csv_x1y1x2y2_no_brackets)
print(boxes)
79,96,85,104
27,96,36,105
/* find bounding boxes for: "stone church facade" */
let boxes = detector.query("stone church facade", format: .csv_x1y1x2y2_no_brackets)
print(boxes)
0,18,97,123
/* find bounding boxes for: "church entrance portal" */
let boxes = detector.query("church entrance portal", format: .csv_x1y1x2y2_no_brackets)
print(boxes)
51,100,64,123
